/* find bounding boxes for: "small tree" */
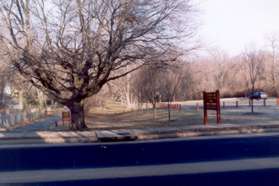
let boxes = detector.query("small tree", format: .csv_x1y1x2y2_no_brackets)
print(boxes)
243,50,265,113
0,0,194,130
135,64,164,120
162,64,183,121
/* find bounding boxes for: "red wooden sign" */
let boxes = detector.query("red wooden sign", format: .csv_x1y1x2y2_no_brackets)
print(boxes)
62,111,71,125
203,90,221,125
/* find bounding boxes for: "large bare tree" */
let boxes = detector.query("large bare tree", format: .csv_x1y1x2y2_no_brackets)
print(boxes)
0,0,194,129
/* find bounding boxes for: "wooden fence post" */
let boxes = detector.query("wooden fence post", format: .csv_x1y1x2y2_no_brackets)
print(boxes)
196,103,199,111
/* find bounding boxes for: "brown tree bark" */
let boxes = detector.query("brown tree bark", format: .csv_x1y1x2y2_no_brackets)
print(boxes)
68,102,87,130
251,86,255,113
167,100,171,121
152,102,157,120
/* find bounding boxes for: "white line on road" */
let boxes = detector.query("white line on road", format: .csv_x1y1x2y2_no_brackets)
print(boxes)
2,157,279,183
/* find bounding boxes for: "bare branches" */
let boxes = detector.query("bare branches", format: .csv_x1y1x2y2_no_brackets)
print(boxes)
0,0,195,129
243,50,265,91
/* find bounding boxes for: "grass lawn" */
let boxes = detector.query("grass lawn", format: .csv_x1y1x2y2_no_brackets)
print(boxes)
85,98,279,130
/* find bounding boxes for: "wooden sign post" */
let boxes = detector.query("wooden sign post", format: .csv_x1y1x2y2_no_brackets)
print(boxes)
203,90,221,125
62,111,71,126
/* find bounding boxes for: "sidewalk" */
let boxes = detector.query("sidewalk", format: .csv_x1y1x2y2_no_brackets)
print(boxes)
134,123,279,140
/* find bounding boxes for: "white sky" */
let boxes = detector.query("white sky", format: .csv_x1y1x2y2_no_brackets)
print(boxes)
197,0,279,55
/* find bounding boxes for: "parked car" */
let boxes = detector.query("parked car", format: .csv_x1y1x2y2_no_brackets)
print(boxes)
247,91,268,100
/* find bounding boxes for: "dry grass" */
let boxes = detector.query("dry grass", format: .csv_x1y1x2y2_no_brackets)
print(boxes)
85,99,221,130
88,100,129,114
85,98,279,130
86,108,198,130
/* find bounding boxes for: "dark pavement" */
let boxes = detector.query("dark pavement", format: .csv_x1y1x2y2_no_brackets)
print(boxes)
3,133,279,185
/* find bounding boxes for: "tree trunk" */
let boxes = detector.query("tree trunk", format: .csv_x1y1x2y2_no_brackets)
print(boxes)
68,102,87,130
168,101,171,121
251,98,254,113
251,86,254,113
152,102,156,120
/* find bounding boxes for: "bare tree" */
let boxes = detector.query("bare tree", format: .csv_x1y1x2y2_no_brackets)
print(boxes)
109,68,139,110
208,50,230,93
0,0,194,130
243,50,265,113
0,68,11,107
172,62,193,100
266,34,279,96
136,65,162,119
161,64,183,121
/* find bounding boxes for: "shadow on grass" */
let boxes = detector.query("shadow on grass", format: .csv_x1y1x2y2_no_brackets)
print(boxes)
242,112,266,116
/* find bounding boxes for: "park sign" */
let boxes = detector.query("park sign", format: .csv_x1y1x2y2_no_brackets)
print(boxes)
62,111,71,126
203,90,221,125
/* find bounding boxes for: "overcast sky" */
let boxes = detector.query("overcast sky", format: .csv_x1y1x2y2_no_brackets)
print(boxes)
197,0,279,55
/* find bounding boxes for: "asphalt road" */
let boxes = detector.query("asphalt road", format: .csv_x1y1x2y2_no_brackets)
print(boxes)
3,133,279,185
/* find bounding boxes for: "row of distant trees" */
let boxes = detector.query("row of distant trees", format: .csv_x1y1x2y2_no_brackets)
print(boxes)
194,47,279,99
98,35,279,112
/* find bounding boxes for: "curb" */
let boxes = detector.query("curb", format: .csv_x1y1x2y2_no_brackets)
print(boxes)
134,124,279,140
1,124,279,145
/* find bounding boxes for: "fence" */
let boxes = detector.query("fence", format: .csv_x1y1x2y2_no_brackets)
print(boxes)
158,103,182,111
194,98,275,111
